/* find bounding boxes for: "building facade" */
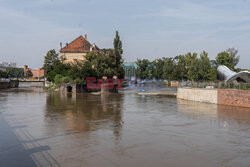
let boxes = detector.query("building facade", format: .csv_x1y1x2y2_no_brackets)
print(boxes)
123,62,137,80
23,65,44,78
0,62,17,71
60,35,100,64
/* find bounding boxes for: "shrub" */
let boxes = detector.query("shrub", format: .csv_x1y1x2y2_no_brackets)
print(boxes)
61,76,71,83
54,74,63,85
74,78,83,84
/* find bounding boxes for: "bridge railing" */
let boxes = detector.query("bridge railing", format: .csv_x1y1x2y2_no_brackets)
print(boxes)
17,78,45,82
0,78,10,82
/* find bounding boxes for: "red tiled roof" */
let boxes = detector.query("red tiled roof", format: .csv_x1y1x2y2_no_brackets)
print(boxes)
60,35,92,53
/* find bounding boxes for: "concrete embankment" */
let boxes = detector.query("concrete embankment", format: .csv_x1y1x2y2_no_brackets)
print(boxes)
19,81,44,87
177,88,217,104
0,80,19,89
177,88,250,108
0,81,10,89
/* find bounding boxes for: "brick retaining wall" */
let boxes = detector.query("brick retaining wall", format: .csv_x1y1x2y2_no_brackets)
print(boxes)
218,89,250,108
177,88,250,108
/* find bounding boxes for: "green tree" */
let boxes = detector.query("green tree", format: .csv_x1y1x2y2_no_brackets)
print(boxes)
54,74,63,85
163,58,175,81
174,55,187,80
85,50,124,79
0,70,8,78
61,76,71,83
216,48,240,70
43,49,60,75
68,60,93,81
136,59,151,79
153,58,164,79
199,51,212,81
146,63,155,79
208,68,217,81
26,70,33,78
112,31,124,78
227,48,240,68
113,31,123,55
43,49,70,82
6,68,24,78
185,53,200,81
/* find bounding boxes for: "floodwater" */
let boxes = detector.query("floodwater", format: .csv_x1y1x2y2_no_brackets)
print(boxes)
0,88,250,167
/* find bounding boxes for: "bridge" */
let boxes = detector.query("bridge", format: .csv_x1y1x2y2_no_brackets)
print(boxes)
18,79,45,87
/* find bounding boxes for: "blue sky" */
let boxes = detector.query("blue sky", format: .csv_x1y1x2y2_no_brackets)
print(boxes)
0,0,249,68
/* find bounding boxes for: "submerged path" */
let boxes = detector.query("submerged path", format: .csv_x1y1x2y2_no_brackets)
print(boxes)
0,114,37,167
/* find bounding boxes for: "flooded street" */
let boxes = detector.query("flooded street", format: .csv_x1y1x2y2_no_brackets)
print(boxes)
1,88,250,167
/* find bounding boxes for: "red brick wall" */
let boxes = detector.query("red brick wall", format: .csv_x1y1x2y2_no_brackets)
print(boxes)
31,69,44,78
23,66,44,78
218,89,250,108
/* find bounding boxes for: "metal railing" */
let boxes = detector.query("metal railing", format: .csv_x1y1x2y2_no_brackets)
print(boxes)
178,81,250,90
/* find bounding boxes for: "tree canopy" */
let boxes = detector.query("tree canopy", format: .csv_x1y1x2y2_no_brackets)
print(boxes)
0,70,8,78
6,68,24,78
135,51,216,81
216,48,240,70
43,49,71,82
112,31,124,78
25,70,33,78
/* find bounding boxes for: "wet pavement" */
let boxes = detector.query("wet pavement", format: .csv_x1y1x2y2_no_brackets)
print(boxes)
0,88,250,167
0,114,37,166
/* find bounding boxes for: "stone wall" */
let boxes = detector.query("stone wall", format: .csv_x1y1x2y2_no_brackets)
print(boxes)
177,88,217,104
60,84,88,93
218,89,250,108
19,81,44,87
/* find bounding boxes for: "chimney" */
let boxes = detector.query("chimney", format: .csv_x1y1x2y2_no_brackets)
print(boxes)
85,34,87,40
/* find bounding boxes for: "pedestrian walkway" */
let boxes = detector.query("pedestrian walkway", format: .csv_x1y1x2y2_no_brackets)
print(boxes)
0,114,37,167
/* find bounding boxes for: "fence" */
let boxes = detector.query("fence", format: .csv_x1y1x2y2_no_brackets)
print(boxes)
178,81,250,90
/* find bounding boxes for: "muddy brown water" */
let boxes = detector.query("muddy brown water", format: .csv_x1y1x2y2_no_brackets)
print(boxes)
0,88,250,167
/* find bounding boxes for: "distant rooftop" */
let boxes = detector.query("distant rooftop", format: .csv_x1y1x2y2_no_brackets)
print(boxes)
0,62,17,68
60,35,100,53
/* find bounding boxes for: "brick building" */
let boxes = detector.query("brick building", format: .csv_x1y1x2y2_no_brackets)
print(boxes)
60,35,101,64
23,65,44,78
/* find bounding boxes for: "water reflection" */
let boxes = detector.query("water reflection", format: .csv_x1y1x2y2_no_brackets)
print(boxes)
217,105,250,125
177,99,218,116
177,99,250,125
45,93,124,139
